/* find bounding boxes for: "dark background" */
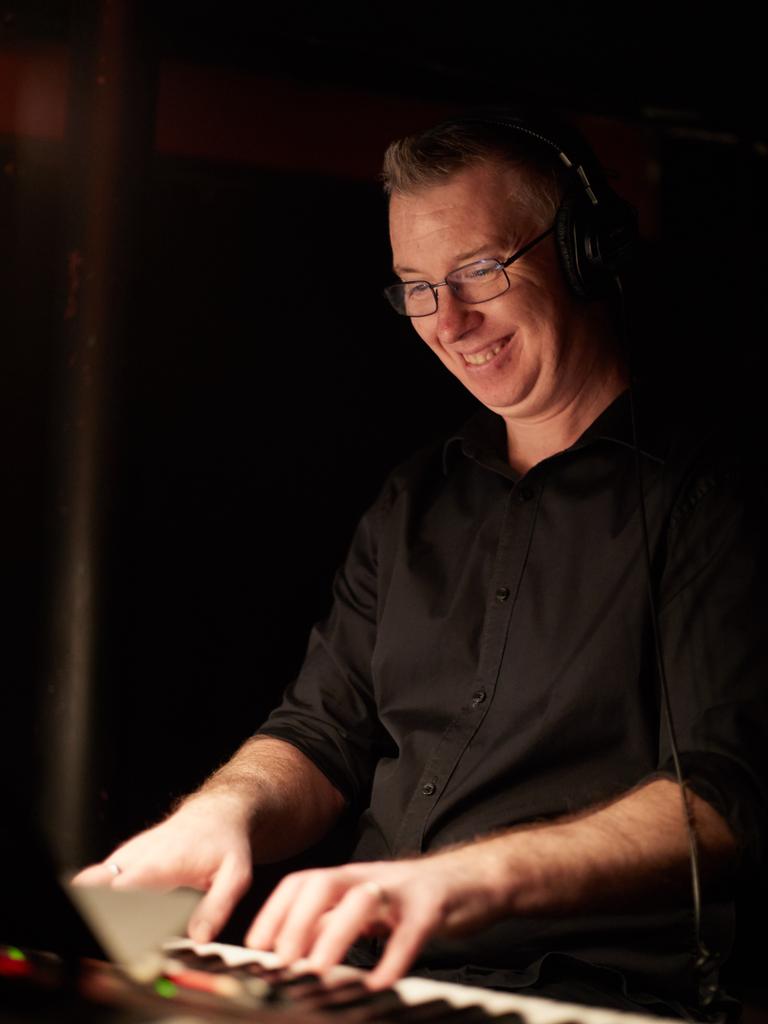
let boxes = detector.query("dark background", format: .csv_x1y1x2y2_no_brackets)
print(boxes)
2,0,766,911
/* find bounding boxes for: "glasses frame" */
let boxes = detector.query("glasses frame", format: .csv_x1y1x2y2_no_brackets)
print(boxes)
384,223,556,318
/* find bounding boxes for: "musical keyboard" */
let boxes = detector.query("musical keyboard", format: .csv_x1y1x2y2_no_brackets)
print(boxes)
158,939,683,1024
2,940,682,1024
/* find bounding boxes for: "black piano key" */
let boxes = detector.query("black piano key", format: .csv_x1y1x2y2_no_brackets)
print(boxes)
489,1013,527,1024
290,980,369,1002
303,992,411,1023
368,998,462,1022
272,977,364,1006
293,983,402,1012
430,1005,500,1024
165,948,231,972
269,971,323,985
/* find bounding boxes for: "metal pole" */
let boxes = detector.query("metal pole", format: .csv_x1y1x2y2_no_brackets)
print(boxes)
39,0,145,869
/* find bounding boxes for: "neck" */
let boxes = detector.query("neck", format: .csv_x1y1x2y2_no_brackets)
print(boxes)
504,338,628,476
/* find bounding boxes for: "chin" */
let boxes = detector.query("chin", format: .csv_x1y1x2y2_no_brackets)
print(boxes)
468,381,531,414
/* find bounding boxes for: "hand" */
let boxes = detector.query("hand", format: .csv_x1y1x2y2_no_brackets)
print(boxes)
71,793,254,943
245,850,502,989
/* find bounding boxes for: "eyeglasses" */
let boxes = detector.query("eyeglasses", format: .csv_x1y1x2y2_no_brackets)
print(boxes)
384,223,555,318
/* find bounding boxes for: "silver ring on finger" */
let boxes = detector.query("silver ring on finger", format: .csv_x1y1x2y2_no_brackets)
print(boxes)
361,880,389,907
107,861,122,878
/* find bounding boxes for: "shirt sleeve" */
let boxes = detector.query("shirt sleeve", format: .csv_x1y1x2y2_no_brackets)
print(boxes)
256,479,398,810
657,445,768,873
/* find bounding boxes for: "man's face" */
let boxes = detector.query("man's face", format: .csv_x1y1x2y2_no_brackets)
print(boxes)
389,161,583,421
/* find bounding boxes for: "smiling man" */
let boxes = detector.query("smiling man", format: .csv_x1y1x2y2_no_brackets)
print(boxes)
385,157,626,471
75,111,766,1020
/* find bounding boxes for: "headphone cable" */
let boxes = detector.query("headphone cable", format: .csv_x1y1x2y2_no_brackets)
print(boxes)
615,274,723,1013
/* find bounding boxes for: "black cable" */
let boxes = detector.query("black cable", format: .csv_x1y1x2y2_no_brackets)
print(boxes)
614,274,723,1015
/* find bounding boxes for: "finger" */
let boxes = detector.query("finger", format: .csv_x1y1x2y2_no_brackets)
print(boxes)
72,853,145,889
110,858,178,891
72,841,201,894
366,912,435,990
245,872,308,952
71,863,119,887
304,882,393,973
188,853,252,944
108,839,207,892
269,873,352,964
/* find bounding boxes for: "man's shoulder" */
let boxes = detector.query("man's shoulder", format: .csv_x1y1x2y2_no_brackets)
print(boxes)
649,389,768,533
623,381,760,476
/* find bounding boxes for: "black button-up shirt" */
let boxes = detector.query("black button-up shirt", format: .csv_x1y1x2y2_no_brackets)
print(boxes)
259,390,768,1013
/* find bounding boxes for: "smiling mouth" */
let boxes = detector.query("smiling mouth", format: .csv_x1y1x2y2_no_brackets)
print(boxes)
461,336,511,366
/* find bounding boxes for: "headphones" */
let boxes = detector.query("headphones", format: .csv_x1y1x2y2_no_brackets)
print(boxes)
429,108,639,300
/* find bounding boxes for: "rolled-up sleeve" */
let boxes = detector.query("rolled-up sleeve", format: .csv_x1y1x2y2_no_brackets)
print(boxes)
256,481,397,809
658,451,768,872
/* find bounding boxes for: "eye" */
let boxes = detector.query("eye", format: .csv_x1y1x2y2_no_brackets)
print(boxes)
404,281,431,298
464,261,499,281
450,260,501,286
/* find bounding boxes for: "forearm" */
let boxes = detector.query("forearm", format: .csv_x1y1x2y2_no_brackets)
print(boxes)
431,778,738,931
180,735,347,864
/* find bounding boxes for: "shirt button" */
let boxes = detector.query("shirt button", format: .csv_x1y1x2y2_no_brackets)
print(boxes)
471,690,486,707
421,782,436,796
495,586,510,603
515,485,534,503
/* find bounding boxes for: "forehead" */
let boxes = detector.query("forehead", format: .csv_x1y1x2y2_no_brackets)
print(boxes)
388,162,534,271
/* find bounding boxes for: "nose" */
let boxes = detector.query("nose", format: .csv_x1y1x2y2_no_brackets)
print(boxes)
434,287,482,347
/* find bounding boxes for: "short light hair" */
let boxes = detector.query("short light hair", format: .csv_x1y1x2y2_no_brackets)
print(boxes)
381,118,570,227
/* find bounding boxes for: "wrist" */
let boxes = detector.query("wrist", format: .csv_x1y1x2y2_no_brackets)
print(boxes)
174,784,260,835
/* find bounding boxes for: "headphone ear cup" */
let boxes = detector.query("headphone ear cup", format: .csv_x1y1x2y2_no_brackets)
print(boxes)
556,192,638,299
590,195,639,283
555,197,590,298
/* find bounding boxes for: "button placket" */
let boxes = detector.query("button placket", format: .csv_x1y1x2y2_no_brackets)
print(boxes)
394,477,542,855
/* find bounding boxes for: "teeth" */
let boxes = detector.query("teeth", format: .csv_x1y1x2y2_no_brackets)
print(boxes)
464,341,505,366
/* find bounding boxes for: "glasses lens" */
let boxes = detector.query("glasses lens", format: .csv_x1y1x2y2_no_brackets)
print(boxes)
384,281,435,317
448,260,507,303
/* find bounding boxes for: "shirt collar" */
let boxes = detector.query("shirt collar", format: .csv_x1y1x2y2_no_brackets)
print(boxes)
443,386,670,477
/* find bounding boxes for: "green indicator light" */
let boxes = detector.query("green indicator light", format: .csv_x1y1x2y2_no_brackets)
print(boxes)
8,948,26,962
154,978,178,999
